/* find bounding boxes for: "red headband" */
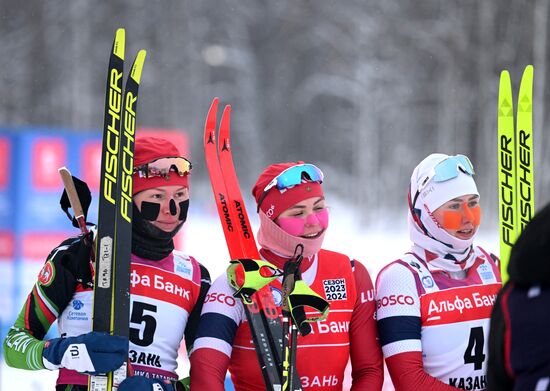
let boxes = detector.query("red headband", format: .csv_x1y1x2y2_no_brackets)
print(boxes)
133,136,189,194
252,162,324,220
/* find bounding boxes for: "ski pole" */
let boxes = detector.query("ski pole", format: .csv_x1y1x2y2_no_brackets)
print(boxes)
58,166,95,287
281,245,304,391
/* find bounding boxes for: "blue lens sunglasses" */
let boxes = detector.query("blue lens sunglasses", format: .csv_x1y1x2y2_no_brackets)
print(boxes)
256,163,324,213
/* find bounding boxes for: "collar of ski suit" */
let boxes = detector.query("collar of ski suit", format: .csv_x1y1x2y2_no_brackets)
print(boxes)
259,248,315,274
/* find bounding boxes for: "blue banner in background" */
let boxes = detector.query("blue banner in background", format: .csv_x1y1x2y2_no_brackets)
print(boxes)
0,128,102,327
14,130,102,233
0,130,15,327
0,131,13,230
0,128,103,333
16,132,72,231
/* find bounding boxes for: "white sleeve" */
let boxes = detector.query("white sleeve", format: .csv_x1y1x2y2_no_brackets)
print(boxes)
190,274,245,358
375,262,423,358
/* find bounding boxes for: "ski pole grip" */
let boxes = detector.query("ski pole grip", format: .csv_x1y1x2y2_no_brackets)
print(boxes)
227,259,280,303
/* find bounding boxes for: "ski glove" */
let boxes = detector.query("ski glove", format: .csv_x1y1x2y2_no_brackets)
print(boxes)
42,331,128,375
118,376,177,391
60,232,95,288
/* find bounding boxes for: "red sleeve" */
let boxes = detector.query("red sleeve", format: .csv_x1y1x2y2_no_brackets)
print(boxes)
386,352,459,391
349,260,384,390
189,348,229,391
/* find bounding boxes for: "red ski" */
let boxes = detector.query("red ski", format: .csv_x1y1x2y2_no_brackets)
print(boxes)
203,98,302,390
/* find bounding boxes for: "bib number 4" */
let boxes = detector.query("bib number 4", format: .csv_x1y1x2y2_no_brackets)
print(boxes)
463,327,485,370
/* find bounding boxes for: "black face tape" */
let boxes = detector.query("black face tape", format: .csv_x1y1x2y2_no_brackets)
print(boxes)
179,199,189,222
140,199,189,222
169,199,177,216
140,201,161,221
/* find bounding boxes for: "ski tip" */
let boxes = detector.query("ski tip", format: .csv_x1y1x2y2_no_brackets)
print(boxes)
499,69,511,81
207,98,219,123
498,71,512,100
114,28,125,60
519,65,534,96
219,106,231,151
221,105,232,126
205,98,219,143
131,50,147,84
220,105,232,136
210,97,220,109
522,64,534,80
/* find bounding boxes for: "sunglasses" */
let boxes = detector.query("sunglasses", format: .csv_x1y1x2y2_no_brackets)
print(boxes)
133,156,192,180
256,163,324,213
412,155,475,209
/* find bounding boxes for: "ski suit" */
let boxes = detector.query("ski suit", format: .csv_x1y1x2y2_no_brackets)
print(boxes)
189,248,383,391
3,233,210,390
376,246,501,390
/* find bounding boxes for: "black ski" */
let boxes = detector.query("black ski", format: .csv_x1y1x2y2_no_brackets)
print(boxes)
90,28,146,391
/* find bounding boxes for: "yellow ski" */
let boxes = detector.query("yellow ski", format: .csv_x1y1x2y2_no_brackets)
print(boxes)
497,65,535,282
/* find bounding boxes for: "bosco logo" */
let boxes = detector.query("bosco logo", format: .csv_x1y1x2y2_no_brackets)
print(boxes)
377,294,415,309
205,292,237,307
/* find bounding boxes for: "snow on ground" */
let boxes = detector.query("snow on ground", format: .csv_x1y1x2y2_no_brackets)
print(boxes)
0,195,499,390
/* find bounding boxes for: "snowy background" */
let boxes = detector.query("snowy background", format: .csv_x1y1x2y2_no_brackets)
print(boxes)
0,0,545,389
1,0,550,220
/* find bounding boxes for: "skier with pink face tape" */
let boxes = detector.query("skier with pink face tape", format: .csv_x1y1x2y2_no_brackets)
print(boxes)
189,161,383,390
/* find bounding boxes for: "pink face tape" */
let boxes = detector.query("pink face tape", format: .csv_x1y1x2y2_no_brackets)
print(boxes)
277,208,329,236
442,204,481,230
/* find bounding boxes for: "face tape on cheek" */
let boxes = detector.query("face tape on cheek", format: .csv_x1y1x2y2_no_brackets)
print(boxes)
277,216,306,236
140,201,161,221
314,208,329,229
442,205,482,230
442,210,462,230
470,205,481,226
169,199,177,216
277,209,329,237
179,199,189,222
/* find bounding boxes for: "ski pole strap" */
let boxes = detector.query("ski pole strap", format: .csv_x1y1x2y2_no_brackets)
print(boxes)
281,257,300,313
288,280,330,336
227,258,282,304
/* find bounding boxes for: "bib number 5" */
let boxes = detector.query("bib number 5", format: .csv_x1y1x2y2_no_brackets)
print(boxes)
130,302,158,347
